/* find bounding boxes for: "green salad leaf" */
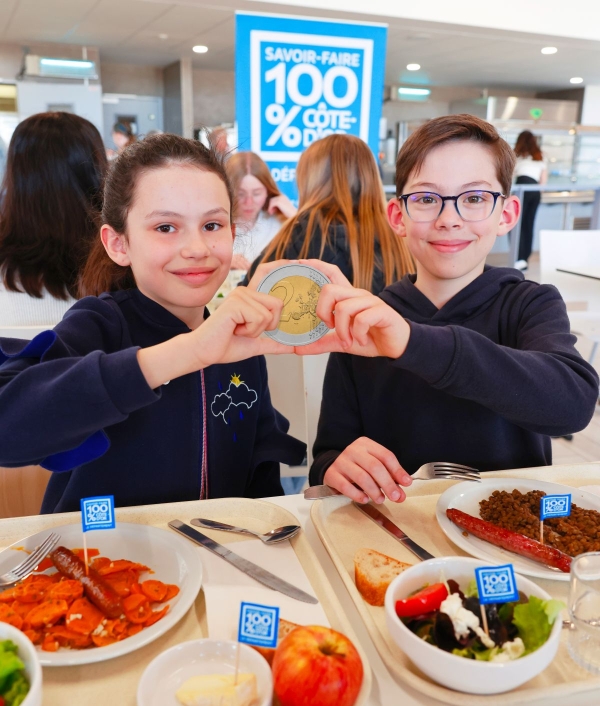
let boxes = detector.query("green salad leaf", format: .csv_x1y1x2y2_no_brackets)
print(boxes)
465,579,479,598
0,640,29,706
452,645,498,661
512,596,565,655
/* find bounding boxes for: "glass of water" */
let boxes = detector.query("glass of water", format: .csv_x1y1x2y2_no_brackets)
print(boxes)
568,552,600,673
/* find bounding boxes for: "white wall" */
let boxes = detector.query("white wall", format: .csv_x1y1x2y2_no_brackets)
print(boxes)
581,86,600,126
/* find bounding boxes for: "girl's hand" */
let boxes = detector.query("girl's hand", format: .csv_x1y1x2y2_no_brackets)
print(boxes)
323,437,412,504
293,260,411,359
267,194,297,219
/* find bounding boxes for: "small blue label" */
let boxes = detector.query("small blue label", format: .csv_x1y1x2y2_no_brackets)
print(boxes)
238,602,280,648
540,494,571,520
475,564,519,604
80,495,115,532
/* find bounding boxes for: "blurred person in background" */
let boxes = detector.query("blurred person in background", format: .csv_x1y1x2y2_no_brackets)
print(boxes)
513,130,547,271
0,111,107,326
208,127,230,157
247,133,414,294
108,120,136,159
226,151,297,270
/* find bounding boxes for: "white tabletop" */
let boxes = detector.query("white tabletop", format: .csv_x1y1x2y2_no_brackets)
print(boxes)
267,493,600,706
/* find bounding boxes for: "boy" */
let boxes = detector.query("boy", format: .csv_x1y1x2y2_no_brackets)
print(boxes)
300,114,599,505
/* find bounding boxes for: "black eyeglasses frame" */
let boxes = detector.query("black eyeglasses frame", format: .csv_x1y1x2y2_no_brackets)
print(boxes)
399,190,507,222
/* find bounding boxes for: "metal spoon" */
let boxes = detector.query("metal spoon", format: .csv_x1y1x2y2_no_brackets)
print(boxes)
190,518,301,544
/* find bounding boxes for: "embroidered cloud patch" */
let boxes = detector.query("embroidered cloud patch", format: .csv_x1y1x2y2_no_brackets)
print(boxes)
211,373,258,423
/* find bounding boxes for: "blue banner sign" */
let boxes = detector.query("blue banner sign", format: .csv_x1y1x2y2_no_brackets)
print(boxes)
238,602,280,648
235,12,387,201
475,564,519,604
540,494,572,520
80,495,115,532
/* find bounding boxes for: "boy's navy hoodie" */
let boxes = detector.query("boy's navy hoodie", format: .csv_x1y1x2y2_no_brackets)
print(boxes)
0,289,306,513
310,267,599,484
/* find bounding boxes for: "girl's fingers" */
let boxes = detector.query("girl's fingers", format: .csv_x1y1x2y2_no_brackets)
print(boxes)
298,259,352,287
294,332,346,356
315,284,369,327
328,295,378,348
246,259,295,290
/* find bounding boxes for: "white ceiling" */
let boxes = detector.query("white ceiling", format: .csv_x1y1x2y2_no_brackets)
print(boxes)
1,0,600,90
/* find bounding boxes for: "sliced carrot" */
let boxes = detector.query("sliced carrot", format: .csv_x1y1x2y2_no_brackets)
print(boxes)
123,594,152,624
90,556,111,572
140,580,168,603
41,635,60,652
10,600,38,620
47,579,84,603
23,629,42,645
26,599,69,629
66,598,104,635
34,557,53,572
46,626,92,649
103,569,139,598
0,588,17,603
92,633,117,647
130,583,142,595
97,560,149,576
0,604,23,629
14,578,51,603
145,605,169,627
158,584,180,603
128,623,143,636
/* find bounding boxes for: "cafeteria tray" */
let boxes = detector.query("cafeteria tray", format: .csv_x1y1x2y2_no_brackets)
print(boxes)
310,464,600,705
0,497,371,706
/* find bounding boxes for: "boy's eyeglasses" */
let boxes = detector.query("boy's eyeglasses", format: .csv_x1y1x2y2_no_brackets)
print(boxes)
399,190,506,223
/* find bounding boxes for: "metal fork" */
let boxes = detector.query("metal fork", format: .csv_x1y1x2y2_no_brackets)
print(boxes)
304,461,480,499
0,532,60,588
412,462,481,482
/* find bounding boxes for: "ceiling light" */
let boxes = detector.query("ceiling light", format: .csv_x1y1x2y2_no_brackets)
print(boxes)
158,33,168,40
193,45,208,54
398,87,430,96
570,77,583,84
40,58,94,69
406,63,420,71
541,46,557,55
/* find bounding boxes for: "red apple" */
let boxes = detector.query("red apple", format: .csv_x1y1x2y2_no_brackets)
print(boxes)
272,625,363,706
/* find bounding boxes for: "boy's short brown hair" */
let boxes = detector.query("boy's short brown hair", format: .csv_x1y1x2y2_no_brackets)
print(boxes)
395,114,516,197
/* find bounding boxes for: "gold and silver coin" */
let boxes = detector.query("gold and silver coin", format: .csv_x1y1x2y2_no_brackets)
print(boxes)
257,264,331,346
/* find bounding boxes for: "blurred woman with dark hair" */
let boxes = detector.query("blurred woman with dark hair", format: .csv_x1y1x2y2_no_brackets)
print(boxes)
110,121,136,158
0,111,107,326
513,130,547,271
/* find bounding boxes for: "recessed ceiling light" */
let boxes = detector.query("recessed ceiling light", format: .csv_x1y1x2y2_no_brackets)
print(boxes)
158,33,168,40
541,46,557,55
398,87,430,96
193,45,208,54
570,76,583,84
406,63,421,71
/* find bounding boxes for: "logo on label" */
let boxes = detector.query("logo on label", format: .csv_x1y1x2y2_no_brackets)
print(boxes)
80,495,115,532
475,564,519,604
540,494,571,520
238,602,280,648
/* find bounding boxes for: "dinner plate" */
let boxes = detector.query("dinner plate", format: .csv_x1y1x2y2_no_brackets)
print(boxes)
0,523,203,666
436,478,600,581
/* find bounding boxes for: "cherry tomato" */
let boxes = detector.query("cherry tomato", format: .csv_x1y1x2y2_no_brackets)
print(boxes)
395,583,449,618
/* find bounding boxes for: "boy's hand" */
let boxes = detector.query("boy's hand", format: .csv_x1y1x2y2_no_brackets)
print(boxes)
323,437,412,504
292,261,411,359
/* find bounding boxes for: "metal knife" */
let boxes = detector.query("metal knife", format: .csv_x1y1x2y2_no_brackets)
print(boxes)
304,485,343,499
168,520,318,604
353,503,434,562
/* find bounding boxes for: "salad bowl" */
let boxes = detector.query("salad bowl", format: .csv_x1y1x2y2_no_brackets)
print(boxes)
0,622,42,706
384,556,562,695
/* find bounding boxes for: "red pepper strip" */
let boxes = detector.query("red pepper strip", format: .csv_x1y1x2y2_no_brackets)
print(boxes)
395,582,449,618
446,508,572,573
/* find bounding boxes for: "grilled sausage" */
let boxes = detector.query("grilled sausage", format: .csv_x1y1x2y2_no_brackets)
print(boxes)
50,546,123,619
446,508,572,573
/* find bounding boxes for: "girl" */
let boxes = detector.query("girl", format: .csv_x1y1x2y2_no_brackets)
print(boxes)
513,130,547,271
247,134,414,294
0,134,305,513
226,152,296,269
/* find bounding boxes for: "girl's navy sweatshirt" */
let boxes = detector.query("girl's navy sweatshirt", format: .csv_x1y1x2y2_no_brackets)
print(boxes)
0,289,306,513
310,267,599,484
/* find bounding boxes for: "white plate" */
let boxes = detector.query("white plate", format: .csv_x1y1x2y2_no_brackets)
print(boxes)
0,523,203,666
436,478,600,581
137,639,273,706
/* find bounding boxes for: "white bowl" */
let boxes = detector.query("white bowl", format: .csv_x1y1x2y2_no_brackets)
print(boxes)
137,639,273,706
384,556,562,695
0,622,42,706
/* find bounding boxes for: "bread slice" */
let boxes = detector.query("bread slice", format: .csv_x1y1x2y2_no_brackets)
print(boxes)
354,548,412,606
251,618,299,665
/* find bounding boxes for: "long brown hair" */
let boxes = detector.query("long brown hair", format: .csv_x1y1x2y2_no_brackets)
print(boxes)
262,134,413,291
0,112,107,299
80,134,233,296
514,130,543,161
226,151,284,222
